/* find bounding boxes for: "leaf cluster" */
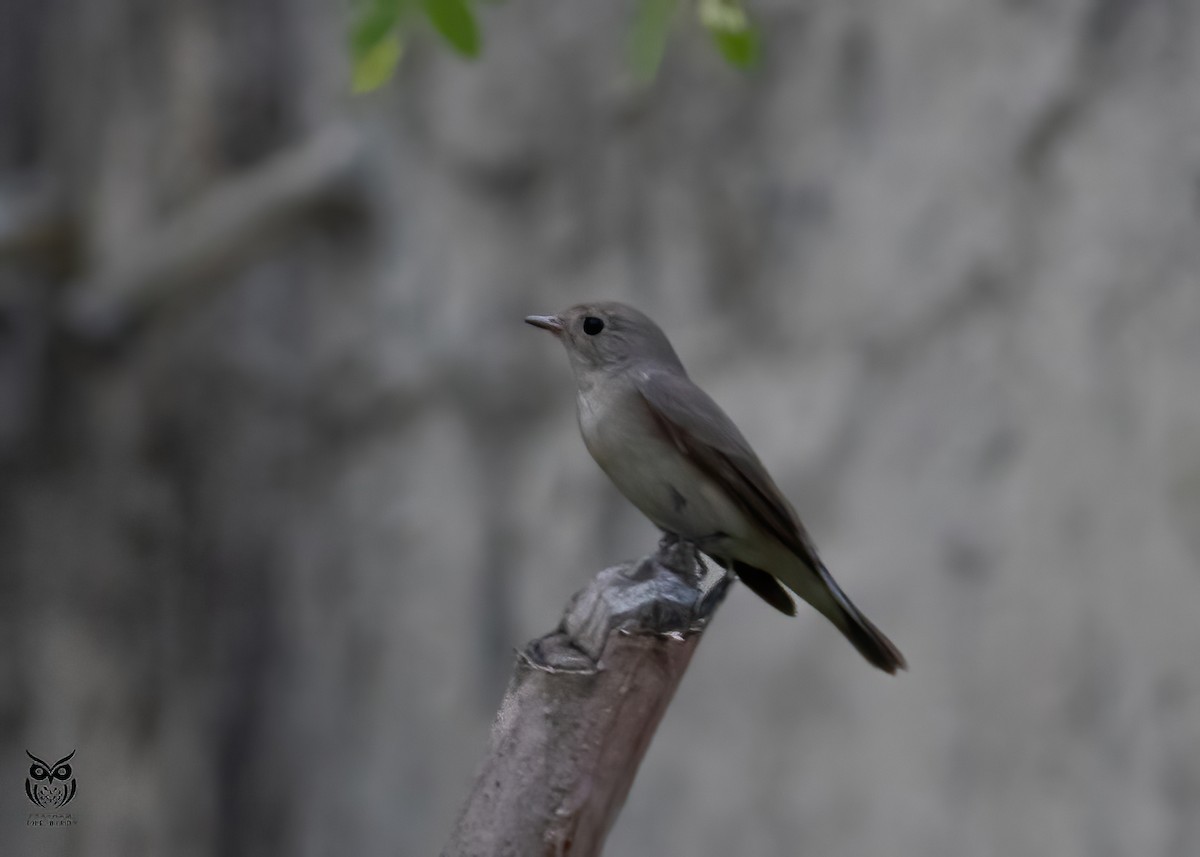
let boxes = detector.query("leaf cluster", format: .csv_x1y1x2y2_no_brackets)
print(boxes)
349,0,760,93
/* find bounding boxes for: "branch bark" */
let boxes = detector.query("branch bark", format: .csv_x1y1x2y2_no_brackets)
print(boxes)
442,537,731,857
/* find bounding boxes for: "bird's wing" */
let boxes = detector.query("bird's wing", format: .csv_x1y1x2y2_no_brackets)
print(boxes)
633,368,824,573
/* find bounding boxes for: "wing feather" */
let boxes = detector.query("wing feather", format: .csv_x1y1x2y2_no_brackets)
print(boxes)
634,369,824,573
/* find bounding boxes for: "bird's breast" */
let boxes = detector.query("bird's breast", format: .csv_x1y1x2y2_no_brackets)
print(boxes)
575,384,748,541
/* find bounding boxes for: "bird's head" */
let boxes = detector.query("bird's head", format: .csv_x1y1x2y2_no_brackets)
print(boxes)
524,301,684,378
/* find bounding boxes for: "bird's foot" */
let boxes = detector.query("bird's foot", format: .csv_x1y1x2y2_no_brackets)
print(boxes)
656,530,683,552
653,532,705,585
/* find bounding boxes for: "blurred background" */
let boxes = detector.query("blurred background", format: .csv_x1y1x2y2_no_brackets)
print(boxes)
2,0,1200,855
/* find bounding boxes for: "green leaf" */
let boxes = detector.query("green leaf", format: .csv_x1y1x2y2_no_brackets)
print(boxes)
350,0,403,59
629,0,678,83
698,0,745,32
712,25,759,69
424,0,482,58
352,31,404,93
698,0,759,70
349,0,406,91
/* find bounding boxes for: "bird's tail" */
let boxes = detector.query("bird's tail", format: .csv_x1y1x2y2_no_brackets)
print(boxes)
735,554,907,674
834,599,907,674
819,568,907,674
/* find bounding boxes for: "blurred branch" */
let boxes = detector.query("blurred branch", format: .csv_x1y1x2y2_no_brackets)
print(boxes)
442,537,731,857
60,123,378,342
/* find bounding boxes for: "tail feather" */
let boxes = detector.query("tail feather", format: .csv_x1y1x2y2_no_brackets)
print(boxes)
814,564,906,673
781,559,907,674
718,553,907,674
835,602,907,674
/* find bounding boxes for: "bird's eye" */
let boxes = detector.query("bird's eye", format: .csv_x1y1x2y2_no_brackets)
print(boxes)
582,316,604,335
54,766,71,779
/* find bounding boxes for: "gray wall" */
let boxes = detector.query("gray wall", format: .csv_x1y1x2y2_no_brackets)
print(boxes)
2,0,1199,855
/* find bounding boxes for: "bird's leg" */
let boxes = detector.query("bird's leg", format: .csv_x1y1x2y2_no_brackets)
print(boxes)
651,531,734,619
625,530,686,582
652,531,705,587
656,530,683,553
684,533,736,619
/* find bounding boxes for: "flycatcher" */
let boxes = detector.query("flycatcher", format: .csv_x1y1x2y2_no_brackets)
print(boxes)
526,301,906,674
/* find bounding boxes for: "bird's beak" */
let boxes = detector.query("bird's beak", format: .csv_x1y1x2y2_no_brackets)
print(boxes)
524,314,564,335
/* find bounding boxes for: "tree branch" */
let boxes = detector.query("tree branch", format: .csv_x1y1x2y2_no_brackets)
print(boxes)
60,123,379,341
442,537,731,857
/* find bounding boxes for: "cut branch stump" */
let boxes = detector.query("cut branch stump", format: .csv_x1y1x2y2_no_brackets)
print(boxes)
442,537,730,857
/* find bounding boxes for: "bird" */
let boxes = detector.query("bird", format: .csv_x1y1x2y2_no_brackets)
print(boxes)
525,301,906,673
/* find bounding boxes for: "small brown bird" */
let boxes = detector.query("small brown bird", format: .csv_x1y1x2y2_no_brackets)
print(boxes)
526,301,906,673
